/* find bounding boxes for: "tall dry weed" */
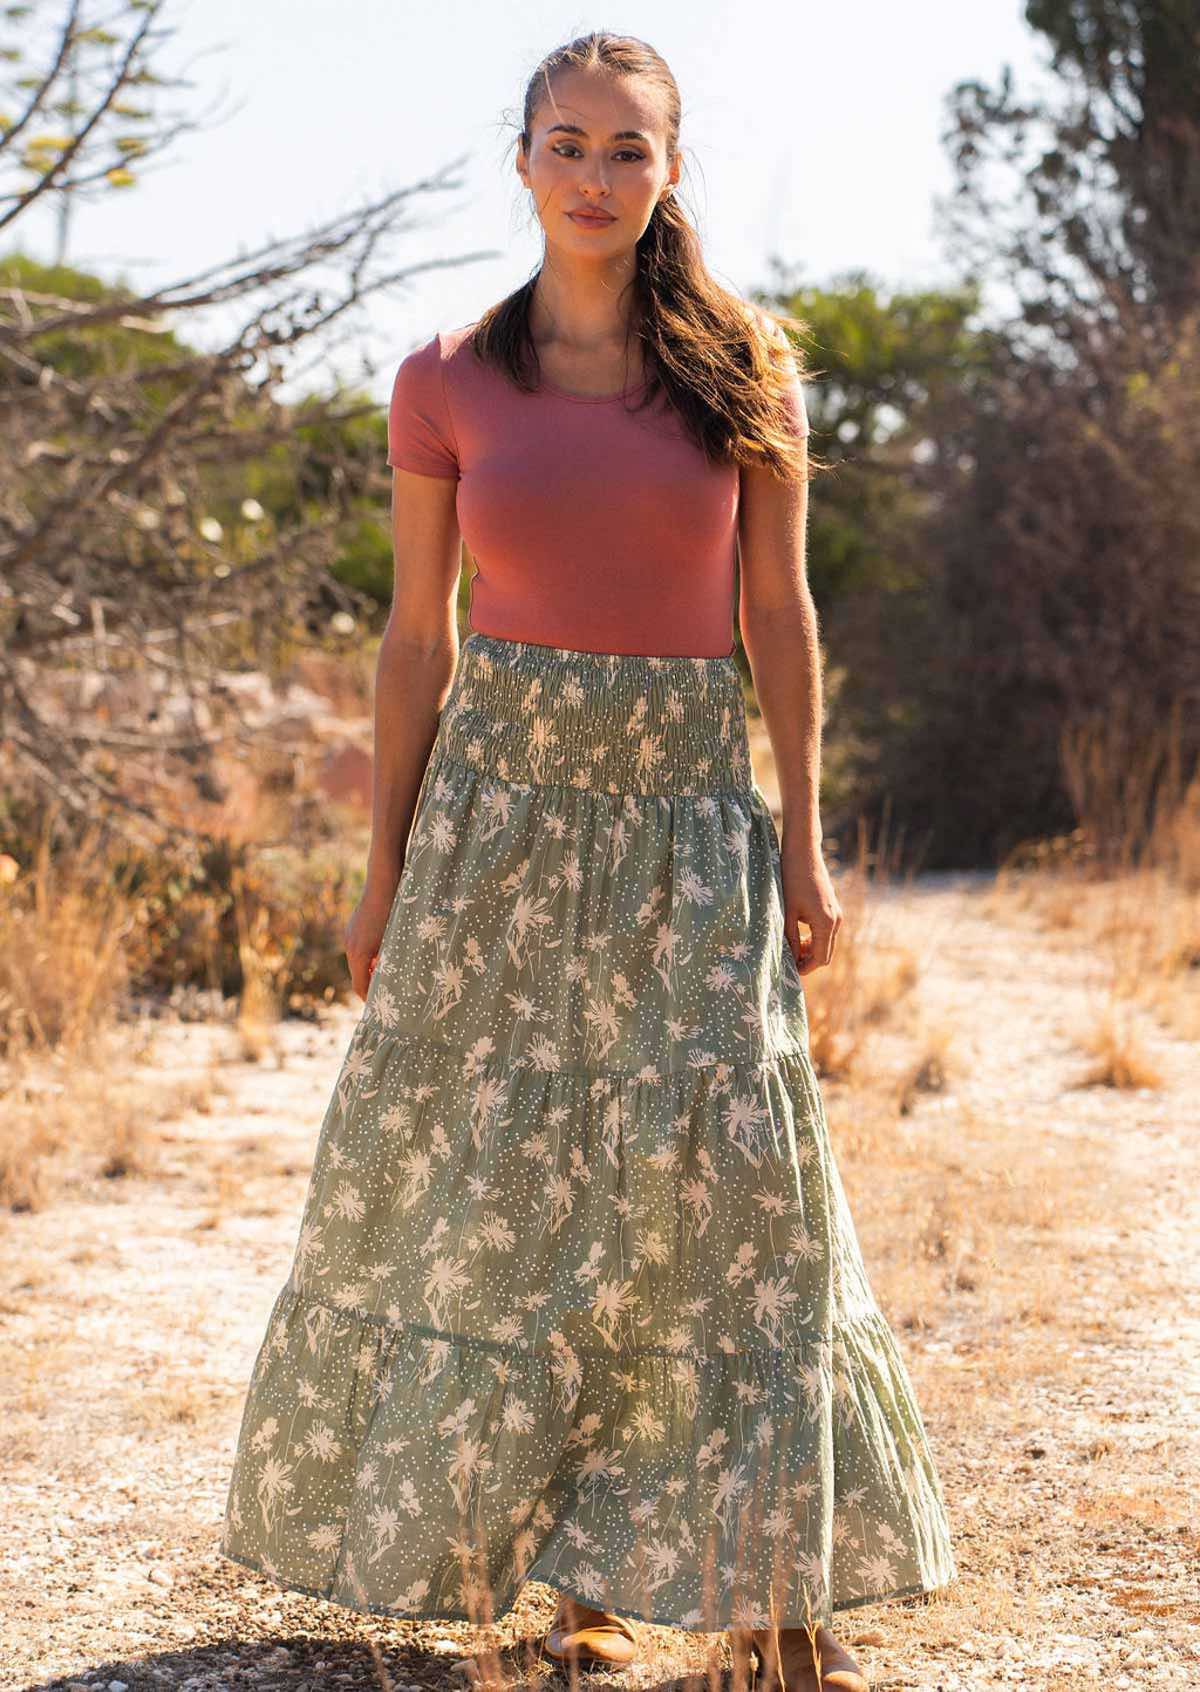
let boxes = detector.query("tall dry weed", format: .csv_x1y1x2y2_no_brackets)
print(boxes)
801,807,921,1081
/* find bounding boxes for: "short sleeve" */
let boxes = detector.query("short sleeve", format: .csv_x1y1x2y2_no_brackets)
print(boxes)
387,332,460,478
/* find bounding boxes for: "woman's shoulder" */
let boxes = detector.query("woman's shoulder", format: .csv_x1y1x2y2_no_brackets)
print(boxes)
393,321,473,376
440,320,480,356
389,321,483,421
412,320,480,377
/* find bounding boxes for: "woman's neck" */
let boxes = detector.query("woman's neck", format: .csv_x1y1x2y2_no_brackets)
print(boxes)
528,261,639,358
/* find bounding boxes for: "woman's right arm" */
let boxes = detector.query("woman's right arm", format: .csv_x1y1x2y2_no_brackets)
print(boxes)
344,464,462,999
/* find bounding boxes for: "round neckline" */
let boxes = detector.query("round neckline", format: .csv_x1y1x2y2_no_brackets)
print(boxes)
537,373,651,404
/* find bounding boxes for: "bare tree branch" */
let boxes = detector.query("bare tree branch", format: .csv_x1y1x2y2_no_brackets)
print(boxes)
0,0,497,851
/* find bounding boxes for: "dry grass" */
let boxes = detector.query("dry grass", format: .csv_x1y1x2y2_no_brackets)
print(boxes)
0,817,136,1056
799,813,922,1082
987,712,1200,1051
896,1018,956,1115
1073,1003,1164,1090
0,787,351,1209
0,1032,229,1212
233,863,285,1063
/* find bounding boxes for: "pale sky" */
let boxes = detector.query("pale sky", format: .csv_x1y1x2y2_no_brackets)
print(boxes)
25,0,1055,402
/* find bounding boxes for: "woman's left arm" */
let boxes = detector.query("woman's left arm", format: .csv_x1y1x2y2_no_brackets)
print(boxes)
737,443,843,975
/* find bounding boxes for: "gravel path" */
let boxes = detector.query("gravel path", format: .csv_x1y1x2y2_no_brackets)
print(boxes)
2,875,1197,1690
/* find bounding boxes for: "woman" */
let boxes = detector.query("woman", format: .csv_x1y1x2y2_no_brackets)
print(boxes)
219,32,956,1692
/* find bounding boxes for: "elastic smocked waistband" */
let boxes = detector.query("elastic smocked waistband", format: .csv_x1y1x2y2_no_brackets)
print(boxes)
461,628,740,671
430,629,755,795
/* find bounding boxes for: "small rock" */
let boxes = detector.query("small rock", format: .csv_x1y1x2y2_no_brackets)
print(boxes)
109,1682,130,1692
147,1565,174,1587
431,1638,461,1652
850,1630,885,1646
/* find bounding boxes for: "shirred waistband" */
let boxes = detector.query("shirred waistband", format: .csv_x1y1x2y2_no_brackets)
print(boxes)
430,629,754,795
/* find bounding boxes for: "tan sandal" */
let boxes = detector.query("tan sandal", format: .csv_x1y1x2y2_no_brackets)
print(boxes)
746,1626,869,1692
544,1595,639,1667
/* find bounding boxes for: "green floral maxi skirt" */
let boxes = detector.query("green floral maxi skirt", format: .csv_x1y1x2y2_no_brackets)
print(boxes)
219,629,957,1631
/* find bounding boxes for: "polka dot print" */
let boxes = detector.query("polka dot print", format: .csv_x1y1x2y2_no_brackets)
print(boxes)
219,630,957,1631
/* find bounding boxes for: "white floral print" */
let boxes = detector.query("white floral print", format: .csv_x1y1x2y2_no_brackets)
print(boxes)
219,630,957,1630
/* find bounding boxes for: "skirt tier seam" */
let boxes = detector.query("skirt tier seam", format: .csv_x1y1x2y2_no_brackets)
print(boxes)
271,1280,898,1363
353,1016,810,1084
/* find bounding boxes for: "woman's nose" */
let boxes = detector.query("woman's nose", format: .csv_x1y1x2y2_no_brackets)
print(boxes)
578,166,612,196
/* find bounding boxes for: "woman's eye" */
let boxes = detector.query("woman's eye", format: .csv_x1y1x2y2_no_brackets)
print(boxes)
552,144,644,162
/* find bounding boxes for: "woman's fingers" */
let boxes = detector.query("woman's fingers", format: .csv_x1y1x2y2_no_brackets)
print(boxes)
345,945,377,1002
790,908,840,974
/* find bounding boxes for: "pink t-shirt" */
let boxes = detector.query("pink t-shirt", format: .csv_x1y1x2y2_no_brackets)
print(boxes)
386,321,809,657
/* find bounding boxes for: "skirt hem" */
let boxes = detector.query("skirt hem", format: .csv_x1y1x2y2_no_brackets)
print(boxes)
217,1543,957,1633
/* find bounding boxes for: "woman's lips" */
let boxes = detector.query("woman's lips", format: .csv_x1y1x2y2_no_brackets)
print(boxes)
568,210,615,227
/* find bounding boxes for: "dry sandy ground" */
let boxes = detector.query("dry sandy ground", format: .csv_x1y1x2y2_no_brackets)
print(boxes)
2,874,1198,1691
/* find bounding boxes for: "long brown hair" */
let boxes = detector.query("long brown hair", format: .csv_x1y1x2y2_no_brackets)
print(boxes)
470,31,817,482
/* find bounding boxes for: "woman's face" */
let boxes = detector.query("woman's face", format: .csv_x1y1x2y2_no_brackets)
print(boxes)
517,66,679,256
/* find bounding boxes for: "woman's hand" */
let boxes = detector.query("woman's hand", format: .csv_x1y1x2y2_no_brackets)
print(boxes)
344,878,401,1001
780,834,842,975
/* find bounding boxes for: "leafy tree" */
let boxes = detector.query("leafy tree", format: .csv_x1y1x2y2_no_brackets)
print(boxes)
760,269,1006,849
842,0,1200,866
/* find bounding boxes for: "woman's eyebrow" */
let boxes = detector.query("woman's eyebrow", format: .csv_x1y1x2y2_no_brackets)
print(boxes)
545,122,650,143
